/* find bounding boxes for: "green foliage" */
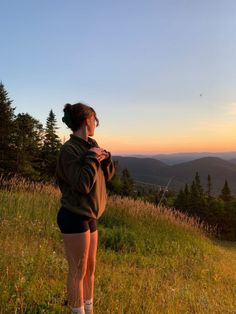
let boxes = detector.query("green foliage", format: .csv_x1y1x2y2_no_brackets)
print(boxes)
219,180,232,202
106,162,136,198
175,188,185,210
207,174,212,197
99,226,137,252
120,168,134,196
174,173,236,241
188,173,206,218
42,110,62,180
108,162,176,208
43,110,61,154
194,172,204,197
14,113,44,180
0,82,17,173
0,83,62,183
105,161,123,194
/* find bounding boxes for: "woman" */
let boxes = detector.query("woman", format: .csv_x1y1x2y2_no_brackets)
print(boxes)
56,103,115,314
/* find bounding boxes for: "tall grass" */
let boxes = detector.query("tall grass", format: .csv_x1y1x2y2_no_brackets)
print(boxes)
0,177,236,313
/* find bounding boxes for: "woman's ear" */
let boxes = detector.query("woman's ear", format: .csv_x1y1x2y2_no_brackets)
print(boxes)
84,118,89,127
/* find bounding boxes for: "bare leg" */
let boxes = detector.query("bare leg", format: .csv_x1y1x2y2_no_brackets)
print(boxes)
62,232,90,308
83,230,98,301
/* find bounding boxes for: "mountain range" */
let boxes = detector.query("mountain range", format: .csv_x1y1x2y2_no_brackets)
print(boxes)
113,155,236,195
122,151,236,165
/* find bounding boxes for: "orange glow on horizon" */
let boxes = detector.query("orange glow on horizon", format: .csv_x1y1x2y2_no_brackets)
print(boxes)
59,132,236,155
93,132,236,154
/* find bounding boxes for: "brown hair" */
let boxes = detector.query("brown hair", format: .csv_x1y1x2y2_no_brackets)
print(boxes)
62,102,99,132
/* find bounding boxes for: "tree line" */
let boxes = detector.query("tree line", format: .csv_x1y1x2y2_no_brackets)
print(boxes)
0,82,61,182
174,173,236,240
0,82,134,196
109,168,236,241
0,82,140,196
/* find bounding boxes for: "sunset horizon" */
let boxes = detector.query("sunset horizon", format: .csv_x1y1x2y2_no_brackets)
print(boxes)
2,0,236,160
59,131,236,156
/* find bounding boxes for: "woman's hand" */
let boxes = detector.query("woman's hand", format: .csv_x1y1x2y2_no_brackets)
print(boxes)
89,147,110,162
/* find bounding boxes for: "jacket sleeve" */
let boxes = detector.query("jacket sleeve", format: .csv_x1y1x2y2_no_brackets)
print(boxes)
57,145,100,194
101,152,116,182
89,138,116,182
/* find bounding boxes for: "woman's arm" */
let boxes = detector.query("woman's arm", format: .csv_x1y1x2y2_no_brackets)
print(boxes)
57,145,100,194
89,138,116,182
101,152,116,182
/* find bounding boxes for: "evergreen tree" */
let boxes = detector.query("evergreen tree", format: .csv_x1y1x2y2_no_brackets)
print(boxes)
15,113,44,180
174,188,185,211
189,180,198,214
207,174,212,198
0,82,16,174
174,174,236,240
194,172,204,197
219,180,232,202
183,183,190,211
42,110,61,179
120,168,134,196
106,160,122,194
189,172,206,219
221,199,236,240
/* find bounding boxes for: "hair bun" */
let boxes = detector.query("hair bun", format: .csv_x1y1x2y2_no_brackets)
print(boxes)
62,103,73,128
64,103,72,112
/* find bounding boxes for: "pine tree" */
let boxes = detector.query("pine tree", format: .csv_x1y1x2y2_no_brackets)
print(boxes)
194,172,204,197
42,110,61,179
106,160,122,194
183,183,190,211
189,180,198,215
207,174,212,198
189,173,206,219
120,168,134,196
174,188,185,211
219,180,232,202
0,82,16,174
15,113,44,180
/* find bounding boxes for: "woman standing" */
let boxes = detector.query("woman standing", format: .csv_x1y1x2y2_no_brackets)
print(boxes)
56,103,115,314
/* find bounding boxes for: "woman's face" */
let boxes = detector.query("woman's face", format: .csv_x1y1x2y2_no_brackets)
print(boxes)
86,114,96,136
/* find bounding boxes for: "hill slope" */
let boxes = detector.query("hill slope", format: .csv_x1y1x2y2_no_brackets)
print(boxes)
230,158,236,165
122,152,236,165
114,156,236,194
0,182,236,313
151,151,236,165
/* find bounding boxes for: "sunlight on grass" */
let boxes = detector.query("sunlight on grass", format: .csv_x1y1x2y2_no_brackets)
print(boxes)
0,178,236,313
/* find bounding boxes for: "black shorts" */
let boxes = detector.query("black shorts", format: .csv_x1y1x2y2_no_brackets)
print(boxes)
57,207,97,234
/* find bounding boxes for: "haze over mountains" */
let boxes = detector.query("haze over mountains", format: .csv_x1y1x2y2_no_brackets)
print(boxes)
113,153,236,195
122,152,236,165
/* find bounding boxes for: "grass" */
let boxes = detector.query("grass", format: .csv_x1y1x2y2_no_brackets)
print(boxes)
0,178,236,313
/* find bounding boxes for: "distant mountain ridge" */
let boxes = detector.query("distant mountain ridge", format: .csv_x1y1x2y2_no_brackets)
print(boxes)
113,156,236,195
122,151,236,165
230,158,236,165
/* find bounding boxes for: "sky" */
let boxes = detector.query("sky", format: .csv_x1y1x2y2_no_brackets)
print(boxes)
1,0,236,155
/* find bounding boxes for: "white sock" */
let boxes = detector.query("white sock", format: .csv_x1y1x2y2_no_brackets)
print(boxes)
69,305,85,314
84,298,93,311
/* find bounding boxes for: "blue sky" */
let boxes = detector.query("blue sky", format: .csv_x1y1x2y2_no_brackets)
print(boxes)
1,0,236,154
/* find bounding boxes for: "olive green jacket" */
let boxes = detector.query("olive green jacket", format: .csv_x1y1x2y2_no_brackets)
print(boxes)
56,134,115,219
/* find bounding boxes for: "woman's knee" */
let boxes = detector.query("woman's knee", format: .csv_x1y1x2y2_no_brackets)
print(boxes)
69,258,88,280
86,259,96,277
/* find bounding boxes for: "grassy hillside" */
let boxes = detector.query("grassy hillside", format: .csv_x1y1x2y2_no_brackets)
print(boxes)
1,179,236,313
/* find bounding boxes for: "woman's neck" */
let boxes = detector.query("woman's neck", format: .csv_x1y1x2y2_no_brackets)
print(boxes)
73,128,88,141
